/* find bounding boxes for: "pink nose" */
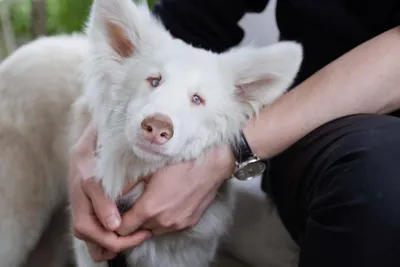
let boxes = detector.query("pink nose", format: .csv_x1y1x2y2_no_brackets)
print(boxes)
141,113,174,145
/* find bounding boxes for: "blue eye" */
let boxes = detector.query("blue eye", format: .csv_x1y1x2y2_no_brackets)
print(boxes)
148,76,161,87
191,94,204,105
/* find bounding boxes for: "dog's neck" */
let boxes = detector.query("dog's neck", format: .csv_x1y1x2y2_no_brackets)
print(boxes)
94,139,167,201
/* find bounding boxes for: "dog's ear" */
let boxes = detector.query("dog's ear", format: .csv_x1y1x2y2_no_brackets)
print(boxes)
221,42,303,110
85,0,167,59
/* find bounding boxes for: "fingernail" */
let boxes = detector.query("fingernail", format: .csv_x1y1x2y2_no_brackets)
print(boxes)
106,214,120,229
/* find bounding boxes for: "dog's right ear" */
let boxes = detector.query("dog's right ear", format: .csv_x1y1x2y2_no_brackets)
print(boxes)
220,42,303,112
85,0,168,59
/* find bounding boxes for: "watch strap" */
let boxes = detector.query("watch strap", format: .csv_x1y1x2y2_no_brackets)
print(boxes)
231,130,254,164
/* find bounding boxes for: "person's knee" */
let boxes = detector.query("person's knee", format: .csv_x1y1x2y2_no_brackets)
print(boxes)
311,115,400,229
282,115,400,267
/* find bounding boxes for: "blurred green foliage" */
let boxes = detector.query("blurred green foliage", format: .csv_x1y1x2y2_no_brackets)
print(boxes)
9,0,158,36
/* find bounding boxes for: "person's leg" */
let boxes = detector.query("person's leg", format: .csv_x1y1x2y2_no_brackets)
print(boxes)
267,114,400,267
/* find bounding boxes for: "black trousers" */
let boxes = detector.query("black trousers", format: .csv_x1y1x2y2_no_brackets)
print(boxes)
264,114,400,267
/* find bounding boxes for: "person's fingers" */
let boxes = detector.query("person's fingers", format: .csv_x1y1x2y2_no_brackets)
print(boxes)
68,122,151,257
71,179,151,253
120,175,151,196
86,242,117,262
116,198,150,236
69,121,121,231
140,217,186,236
142,216,193,236
82,177,121,231
143,190,217,236
73,214,152,253
149,227,178,236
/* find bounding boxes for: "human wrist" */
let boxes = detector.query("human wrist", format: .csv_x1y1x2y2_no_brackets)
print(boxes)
206,144,236,183
241,100,296,160
241,121,272,160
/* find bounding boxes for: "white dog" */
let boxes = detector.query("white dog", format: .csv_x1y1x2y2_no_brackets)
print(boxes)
0,0,302,266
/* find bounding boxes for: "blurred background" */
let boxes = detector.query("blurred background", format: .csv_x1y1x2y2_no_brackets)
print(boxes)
0,0,278,59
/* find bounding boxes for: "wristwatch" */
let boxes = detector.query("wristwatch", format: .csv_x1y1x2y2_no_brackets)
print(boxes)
230,130,268,181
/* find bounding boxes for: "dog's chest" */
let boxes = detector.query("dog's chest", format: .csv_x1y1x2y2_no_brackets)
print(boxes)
116,182,145,213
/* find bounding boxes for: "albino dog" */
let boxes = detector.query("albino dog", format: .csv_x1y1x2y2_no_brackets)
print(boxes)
0,0,302,266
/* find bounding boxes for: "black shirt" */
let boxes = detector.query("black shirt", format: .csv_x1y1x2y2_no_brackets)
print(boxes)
154,0,400,87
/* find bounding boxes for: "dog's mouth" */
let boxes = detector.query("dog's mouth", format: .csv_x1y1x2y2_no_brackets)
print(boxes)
135,142,168,157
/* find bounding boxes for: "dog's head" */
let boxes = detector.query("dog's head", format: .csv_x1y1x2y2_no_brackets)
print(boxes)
84,0,302,165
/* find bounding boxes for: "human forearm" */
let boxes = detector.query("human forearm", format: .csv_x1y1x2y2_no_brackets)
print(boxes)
244,26,400,159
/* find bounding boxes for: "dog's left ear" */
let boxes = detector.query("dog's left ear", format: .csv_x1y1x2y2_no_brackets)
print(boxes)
85,0,168,59
220,42,303,110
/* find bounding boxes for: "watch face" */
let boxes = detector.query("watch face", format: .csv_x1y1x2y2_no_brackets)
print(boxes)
236,161,267,180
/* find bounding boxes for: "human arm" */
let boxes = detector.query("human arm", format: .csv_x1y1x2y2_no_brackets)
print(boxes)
244,26,400,159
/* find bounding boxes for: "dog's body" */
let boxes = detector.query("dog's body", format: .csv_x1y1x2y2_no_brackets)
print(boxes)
0,35,88,267
0,0,302,266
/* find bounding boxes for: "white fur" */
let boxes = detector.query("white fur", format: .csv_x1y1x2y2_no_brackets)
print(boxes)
0,0,302,266
221,177,300,267
84,0,302,200
0,34,88,267
74,1,302,266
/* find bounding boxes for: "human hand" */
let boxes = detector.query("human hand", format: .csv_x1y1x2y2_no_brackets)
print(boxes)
116,145,236,237
68,122,152,262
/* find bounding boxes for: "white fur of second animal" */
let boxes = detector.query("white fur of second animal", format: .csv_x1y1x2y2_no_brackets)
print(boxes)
216,177,300,267
0,34,88,267
209,177,299,267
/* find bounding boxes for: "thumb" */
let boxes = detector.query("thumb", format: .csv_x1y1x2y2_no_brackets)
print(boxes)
83,178,122,231
74,122,121,231
116,196,148,236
